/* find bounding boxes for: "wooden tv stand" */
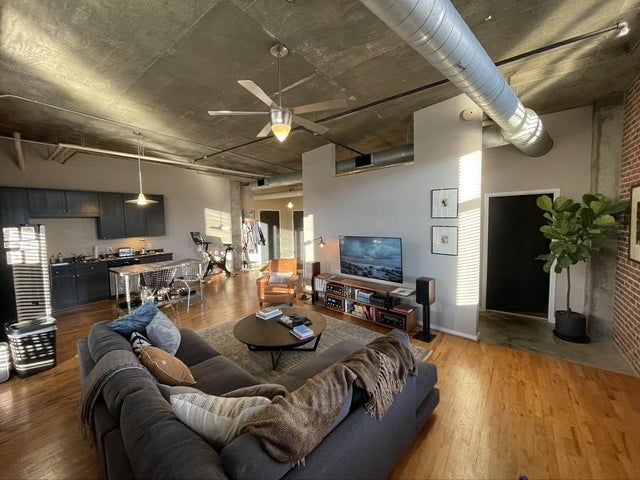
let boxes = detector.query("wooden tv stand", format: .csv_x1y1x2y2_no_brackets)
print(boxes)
312,275,417,332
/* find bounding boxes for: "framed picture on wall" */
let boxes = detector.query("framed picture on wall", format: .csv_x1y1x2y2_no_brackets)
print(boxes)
431,188,458,218
630,184,640,263
431,226,458,256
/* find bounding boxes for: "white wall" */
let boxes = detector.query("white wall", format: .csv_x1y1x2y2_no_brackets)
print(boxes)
482,106,593,318
303,95,483,339
0,143,231,260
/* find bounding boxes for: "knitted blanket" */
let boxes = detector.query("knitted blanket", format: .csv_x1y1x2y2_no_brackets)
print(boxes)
241,334,416,464
78,348,154,441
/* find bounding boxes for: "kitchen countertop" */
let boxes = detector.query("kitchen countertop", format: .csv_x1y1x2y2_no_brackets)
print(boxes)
50,251,173,268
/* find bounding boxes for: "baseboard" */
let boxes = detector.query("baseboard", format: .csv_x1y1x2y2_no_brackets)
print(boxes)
429,324,479,342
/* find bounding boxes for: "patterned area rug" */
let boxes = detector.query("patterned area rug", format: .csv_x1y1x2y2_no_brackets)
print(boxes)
197,314,431,384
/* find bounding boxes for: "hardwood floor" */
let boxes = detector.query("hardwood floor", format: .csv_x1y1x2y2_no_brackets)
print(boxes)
1,272,639,480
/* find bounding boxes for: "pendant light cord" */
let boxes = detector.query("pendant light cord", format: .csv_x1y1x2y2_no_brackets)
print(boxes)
136,133,143,194
277,54,282,108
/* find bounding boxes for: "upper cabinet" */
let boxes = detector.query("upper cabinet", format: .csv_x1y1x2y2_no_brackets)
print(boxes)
99,192,166,239
145,195,166,237
0,188,29,227
97,192,126,239
28,189,100,217
123,194,148,238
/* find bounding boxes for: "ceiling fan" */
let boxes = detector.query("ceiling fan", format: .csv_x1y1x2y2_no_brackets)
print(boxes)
208,43,347,143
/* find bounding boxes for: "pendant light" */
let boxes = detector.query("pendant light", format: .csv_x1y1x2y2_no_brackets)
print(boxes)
270,47,292,143
126,132,157,206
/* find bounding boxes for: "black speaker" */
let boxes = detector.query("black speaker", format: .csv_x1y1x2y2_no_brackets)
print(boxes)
416,277,435,305
300,261,321,301
414,277,436,343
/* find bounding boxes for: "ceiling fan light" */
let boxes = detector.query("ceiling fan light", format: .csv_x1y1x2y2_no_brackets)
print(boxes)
271,123,291,142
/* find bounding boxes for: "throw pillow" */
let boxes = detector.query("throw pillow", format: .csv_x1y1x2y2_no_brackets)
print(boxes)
130,332,151,356
146,310,181,355
107,301,159,337
170,393,270,449
268,272,293,284
139,346,196,386
157,383,202,402
222,384,288,400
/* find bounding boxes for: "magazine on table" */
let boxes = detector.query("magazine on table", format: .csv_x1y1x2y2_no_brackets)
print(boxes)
279,314,312,329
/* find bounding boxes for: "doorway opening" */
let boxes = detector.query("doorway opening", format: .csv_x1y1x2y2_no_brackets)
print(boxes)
259,210,281,265
293,210,304,263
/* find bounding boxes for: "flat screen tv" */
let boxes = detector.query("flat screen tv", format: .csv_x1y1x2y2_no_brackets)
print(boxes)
339,236,403,284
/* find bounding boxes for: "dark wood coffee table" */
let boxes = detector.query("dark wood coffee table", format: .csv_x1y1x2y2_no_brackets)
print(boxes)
233,308,326,369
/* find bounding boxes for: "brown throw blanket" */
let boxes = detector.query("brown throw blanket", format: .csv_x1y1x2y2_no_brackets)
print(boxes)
241,334,416,464
79,349,154,441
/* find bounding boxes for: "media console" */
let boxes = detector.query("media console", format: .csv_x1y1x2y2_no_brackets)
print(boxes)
312,274,417,332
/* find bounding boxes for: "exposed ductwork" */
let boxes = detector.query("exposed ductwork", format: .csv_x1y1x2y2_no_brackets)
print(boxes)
482,124,510,149
335,144,414,176
249,171,303,191
359,0,553,157
252,190,304,201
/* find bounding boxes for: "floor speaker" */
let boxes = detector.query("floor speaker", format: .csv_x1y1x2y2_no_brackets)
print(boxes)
414,277,436,343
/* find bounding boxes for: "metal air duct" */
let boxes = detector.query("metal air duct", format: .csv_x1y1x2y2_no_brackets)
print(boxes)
359,0,553,157
249,171,303,191
335,144,414,176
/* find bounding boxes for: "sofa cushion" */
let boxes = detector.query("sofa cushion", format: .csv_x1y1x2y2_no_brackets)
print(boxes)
146,310,181,355
190,356,260,396
139,346,196,386
175,329,220,367
171,393,271,449
415,362,438,407
88,323,133,362
107,301,159,337
269,272,293,284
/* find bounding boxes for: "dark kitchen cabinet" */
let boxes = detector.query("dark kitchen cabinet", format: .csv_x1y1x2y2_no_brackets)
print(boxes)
0,187,29,226
97,192,126,239
27,189,66,216
51,267,78,311
145,195,166,237
65,191,99,216
124,195,148,238
139,253,173,264
76,265,110,304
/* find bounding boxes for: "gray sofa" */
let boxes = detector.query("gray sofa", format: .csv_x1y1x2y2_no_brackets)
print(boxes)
78,323,439,480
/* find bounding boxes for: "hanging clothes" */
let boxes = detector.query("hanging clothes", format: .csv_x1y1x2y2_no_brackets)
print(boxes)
242,220,265,253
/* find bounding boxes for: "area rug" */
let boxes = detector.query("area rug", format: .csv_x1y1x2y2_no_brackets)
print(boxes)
197,314,431,384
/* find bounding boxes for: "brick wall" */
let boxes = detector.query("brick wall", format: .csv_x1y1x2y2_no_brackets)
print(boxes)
614,75,640,374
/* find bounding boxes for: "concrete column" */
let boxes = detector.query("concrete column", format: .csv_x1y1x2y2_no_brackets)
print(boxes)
586,94,624,338
229,181,244,272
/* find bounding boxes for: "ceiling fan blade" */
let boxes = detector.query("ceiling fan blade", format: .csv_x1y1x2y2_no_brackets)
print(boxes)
256,122,272,138
208,110,269,116
291,98,347,115
292,115,329,136
237,80,277,108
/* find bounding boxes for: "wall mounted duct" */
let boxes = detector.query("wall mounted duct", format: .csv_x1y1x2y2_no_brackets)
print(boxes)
335,144,414,176
360,0,553,157
249,171,303,191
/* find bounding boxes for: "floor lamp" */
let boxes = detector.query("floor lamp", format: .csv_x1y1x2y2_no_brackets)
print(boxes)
299,236,325,300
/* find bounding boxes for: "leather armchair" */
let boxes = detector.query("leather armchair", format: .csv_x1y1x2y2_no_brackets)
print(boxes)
257,258,299,307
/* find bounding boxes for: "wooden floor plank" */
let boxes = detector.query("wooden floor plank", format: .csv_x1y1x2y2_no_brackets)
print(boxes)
1,272,639,480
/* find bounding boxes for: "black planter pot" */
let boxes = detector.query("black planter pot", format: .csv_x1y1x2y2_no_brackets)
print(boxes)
553,310,590,343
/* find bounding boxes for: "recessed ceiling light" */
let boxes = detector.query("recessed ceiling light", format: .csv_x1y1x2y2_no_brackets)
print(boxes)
484,15,493,22
618,21,630,37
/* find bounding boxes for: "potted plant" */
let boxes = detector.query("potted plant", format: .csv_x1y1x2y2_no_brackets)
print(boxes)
536,193,627,343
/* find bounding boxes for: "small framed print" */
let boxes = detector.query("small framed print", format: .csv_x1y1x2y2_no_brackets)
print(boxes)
630,184,640,263
431,226,458,256
431,188,458,218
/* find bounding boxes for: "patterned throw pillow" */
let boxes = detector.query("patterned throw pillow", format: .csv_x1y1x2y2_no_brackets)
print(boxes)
107,301,159,337
146,310,181,355
268,272,293,284
139,346,196,386
130,332,151,356
170,393,270,449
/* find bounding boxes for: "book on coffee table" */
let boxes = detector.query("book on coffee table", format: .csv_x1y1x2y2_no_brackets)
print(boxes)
290,324,314,340
278,314,312,329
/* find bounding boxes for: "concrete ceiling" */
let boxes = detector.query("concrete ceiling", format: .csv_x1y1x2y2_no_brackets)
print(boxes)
1,0,639,177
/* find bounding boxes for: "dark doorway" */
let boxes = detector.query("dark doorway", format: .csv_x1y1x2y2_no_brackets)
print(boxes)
485,193,552,318
293,210,304,261
259,210,280,263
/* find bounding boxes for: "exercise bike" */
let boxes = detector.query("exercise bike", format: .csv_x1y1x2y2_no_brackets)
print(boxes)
190,232,234,277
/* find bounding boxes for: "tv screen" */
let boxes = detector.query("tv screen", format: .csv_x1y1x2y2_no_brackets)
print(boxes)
339,236,403,284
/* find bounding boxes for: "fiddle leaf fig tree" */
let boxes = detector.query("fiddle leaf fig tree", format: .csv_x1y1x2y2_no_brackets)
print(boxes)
536,193,627,313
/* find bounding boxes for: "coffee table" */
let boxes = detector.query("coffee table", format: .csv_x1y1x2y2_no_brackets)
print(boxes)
233,308,326,369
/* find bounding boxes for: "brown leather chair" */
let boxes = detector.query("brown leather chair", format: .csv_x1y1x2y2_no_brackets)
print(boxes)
257,258,299,307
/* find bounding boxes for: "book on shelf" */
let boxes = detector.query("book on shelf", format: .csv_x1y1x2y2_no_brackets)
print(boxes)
256,307,282,320
290,324,315,340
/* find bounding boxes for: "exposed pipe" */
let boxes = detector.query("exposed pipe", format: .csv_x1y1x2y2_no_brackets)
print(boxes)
56,143,263,179
359,0,553,157
335,144,414,176
249,171,303,191
482,124,509,149
12,132,26,170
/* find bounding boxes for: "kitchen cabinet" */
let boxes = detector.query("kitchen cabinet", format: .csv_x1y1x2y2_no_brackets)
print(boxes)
75,264,110,304
145,195,166,237
139,253,173,264
97,192,126,239
65,191,99,216
0,187,29,226
123,195,148,238
28,189,66,216
51,266,78,311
